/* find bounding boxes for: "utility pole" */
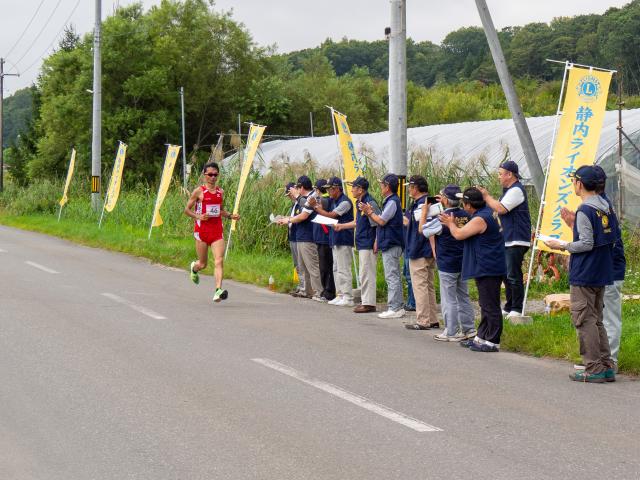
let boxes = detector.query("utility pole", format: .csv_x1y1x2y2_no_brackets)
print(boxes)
180,86,187,189
0,58,20,192
388,0,408,207
91,0,102,210
475,0,545,198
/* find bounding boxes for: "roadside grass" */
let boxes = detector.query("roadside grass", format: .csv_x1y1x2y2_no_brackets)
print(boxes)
505,302,640,375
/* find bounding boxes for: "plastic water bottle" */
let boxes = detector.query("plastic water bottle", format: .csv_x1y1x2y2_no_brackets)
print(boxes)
544,304,551,316
268,275,275,292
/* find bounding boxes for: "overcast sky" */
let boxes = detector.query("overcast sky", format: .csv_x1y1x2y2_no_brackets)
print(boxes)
0,0,632,95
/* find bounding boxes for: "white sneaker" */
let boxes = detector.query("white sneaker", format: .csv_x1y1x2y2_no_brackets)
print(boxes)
328,295,343,305
434,332,462,342
378,308,405,319
501,309,509,316
456,328,477,340
337,297,355,307
312,295,327,303
506,311,521,318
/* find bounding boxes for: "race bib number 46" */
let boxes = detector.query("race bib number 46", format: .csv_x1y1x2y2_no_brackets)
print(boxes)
206,204,221,217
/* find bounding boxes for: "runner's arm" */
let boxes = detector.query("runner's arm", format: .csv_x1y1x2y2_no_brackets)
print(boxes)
184,188,206,221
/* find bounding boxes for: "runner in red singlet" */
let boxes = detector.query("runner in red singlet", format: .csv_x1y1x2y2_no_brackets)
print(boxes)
184,162,240,302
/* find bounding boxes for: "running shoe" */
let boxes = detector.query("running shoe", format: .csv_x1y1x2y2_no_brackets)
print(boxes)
190,261,200,285
213,288,228,303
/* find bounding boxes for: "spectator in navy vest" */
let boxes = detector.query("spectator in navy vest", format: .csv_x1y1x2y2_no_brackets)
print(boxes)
478,161,532,319
335,176,380,313
421,185,477,341
276,175,324,302
284,182,305,297
545,166,617,382
310,179,336,302
361,174,406,319
403,176,439,331
310,177,355,307
440,187,506,352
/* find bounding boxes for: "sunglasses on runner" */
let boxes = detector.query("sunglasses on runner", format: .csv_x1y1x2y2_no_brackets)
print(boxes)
204,173,219,177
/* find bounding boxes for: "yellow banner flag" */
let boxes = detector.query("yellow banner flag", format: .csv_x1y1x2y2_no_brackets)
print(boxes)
230,124,266,232
151,145,181,229
104,142,128,212
538,66,613,254
58,148,76,207
332,110,365,203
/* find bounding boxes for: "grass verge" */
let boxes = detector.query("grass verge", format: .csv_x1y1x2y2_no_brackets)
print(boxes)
2,213,639,375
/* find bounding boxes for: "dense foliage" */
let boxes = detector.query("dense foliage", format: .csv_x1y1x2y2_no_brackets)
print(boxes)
5,0,640,185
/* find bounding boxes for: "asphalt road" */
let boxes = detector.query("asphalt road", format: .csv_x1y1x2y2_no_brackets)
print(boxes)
1,225,639,480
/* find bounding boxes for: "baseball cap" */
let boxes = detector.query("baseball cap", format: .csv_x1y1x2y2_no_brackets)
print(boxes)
346,176,369,190
327,176,343,189
569,165,599,189
408,175,428,191
296,175,313,190
593,165,607,184
379,173,399,192
440,184,461,200
457,187,484,203
500,160,521,178
284,182,296,196
315,178,328,190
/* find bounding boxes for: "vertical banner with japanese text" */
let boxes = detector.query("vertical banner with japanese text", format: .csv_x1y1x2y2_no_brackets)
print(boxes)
150,145,181,230
59,148,77,207
332,110,365,203
538,66,612,253
230,124,266,232
104,142,128,212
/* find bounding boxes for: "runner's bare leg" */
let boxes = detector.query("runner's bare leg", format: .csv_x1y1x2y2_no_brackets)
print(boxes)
194,240,209,272
212,239,225,289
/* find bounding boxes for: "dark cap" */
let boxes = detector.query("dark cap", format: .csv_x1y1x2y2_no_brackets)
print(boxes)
457,187,484,203
569,165,599,189
379,173,399,192
347,176,369,190
593,165,607,184
296,175,313,190
284,182,296,196
441,184,461,200
408,175,428,191
315,178,328,190
500,160,521,178
327,176,343,189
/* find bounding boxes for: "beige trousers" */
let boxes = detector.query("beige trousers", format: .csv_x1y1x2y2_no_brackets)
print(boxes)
409,257,438,325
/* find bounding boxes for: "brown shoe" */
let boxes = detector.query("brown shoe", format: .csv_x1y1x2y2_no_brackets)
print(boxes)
353,304,376,313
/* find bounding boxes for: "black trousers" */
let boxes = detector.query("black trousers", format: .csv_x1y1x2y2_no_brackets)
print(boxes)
317,243,336,300
504,245,528,314
475,275,503,345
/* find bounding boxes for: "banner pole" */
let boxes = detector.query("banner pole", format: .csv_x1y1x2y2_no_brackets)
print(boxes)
57,205,63,222
522,61,570,317
327,106,360,288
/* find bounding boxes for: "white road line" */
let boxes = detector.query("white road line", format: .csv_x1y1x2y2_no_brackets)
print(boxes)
252,358,442,433
101,293,167,320
25,261,59,274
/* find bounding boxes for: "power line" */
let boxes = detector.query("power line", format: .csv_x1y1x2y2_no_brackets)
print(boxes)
12,0,65,67
14,0,82,77
4,0,47,58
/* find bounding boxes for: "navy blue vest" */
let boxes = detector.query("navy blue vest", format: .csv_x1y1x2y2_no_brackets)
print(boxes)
329,193,355,247
569,203,616,287
436,208,470,273
499,181,531,245
601,193,626,281
294,194,315,243
461,206,506,280
312,196,331,245
377,194,404,252
404,195,433,260
355,193,377,250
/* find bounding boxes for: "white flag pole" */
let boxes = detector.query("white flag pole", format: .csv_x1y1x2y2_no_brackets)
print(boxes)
327,106,361,289
521,61,570,317
225,127,251,260
57,204,63,222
